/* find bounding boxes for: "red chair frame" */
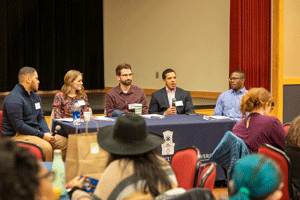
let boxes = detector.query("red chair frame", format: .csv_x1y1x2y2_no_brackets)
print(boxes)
198,162,217,191
258,143,293,200
171,146,201,190
283,122,291,133
15,140,46,161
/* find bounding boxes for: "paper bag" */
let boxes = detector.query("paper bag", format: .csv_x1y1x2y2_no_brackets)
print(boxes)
65,120,109,182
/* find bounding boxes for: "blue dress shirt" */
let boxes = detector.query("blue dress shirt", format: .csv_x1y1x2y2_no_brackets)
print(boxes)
213,87,248,122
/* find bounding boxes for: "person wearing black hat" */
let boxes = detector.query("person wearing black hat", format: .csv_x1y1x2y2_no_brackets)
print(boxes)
67,114,178,200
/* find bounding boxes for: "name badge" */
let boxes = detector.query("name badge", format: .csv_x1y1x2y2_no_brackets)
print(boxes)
35,102,41,110
78,100,85,106
128,104,135,110
175,101,183,107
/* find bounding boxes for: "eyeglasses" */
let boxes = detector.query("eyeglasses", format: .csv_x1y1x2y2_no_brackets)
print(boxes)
228,77,243,81
40,171,55,183
120,73,133,77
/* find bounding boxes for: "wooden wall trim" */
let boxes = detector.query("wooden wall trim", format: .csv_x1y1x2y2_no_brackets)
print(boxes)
189,91,221,99
283,78,300,85
0,87,221,99
271,0,284,122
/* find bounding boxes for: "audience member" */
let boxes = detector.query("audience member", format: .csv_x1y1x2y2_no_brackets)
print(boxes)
1,67,66,161
227,154,283,200
285,115,300,196
213,70,248,122
105,63,148,117
232,87,286,153
67,114,178,200
0,138,55,200
149,69,195,115
53,70,90,119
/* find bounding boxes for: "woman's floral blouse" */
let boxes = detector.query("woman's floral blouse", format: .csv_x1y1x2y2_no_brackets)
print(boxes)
53,92,89,119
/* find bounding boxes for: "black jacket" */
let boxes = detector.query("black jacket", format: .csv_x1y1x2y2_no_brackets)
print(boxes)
149,87,195,115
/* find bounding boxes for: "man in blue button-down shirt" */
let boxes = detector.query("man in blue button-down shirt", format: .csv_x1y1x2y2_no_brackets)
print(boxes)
213,70,248,122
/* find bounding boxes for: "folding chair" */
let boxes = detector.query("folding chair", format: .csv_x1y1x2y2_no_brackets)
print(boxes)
283,122,291,133
170,146,201,190
15,140,46,161
258,143,293,200
198,162,217,191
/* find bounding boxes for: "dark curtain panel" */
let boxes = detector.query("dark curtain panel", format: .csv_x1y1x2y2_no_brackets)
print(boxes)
230,0,271,91
0,0,104,92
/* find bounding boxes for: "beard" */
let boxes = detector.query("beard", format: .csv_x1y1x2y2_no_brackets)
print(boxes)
120,79,132,86
30,83,38,92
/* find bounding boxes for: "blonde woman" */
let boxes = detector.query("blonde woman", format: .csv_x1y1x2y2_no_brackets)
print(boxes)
53,70,89,119
232,87,286,153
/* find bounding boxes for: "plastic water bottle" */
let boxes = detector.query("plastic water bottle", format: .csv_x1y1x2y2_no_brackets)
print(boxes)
52,149,66,196
73,100,81,125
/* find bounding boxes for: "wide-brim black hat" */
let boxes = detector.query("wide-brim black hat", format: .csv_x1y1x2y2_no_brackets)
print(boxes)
97,114,164,155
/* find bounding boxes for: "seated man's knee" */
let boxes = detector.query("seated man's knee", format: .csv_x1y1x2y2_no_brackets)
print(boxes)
53,135,68,150
39,140,53,161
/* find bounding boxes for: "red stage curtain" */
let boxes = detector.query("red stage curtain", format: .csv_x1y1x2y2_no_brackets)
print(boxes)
230,0,271,91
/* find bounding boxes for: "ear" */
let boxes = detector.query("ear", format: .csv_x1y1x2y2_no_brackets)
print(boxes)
228,180,235,195
26,76,31,84
229,180,234,190
266,190,282,200
117,75,121,81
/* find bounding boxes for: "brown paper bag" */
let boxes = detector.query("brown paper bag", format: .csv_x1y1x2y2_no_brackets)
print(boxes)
65,119,109,182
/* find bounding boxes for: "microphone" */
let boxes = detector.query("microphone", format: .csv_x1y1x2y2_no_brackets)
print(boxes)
52,125,61,136
172,98,176,107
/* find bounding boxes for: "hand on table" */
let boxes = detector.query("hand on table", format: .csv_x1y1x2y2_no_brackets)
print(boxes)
164,107,176,115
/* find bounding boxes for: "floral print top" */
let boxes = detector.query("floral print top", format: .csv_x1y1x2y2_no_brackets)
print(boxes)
53,92,89,119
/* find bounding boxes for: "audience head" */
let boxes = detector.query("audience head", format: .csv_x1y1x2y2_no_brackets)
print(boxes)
116,63,132,86
162,69,176,91
18,66,40,93
286,115,300,148
61,70,85,98
229,70,245,92
228,154,282,200
240,87,273,118
0,139,55,200
97,113,164,155
97,114,171,196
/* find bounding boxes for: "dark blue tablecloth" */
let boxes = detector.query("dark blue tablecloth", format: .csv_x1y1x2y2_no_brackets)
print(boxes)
53,114,235,180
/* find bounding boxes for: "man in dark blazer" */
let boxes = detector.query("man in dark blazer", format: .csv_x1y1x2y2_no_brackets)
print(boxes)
149,69,195,115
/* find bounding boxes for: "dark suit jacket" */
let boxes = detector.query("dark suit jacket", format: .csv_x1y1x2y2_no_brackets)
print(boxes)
149,87,195,115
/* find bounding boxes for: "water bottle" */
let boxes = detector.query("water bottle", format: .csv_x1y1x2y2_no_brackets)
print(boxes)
52,149,66,196
73,100,81,125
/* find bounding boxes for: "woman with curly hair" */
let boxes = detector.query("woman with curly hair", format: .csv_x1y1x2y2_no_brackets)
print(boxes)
53,70,90,119
232,87,286,153
0,138,55,200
